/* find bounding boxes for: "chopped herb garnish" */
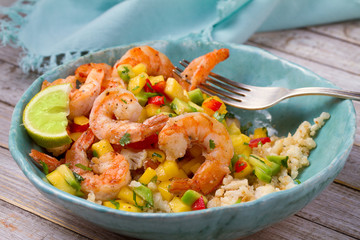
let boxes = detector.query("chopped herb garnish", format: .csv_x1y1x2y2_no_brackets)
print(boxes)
213,111,226,122
132,86,140,91
150,175,158,183
39,160,49,175
73,172,84,182
133,191,144,210
144,92,159,98
295,179,301,184
225,112,235,119
235,198,242,204
119,133,131,146
121,99,127,104
152,152,162,158
170,103,177,111
243,142,249,145
189,106,198,112
92,151,99,158
146,82,153,90
240,122,253,135
209,139,215,150
110,200,120,209
75,164,92,171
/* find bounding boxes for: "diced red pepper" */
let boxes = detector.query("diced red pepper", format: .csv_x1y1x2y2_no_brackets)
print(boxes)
248,137,271,148
69,122,89,133
192,196,206,211
126,134,158,149
148,96,165,106
152,81,166,93
234,160,247,173
144,79,154,92
203,99,222,112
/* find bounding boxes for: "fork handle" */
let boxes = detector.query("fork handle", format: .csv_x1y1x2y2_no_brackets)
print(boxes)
287,87,360,101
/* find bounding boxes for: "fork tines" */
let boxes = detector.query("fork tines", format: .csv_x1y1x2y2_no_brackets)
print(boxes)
173,60,251,108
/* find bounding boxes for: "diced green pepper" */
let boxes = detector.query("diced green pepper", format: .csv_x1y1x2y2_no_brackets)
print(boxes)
170,98,192,115
266,155,288,168
188,89,204,105
248,155,272,176
254,167,272,183
133,185,154,207
181,190,202,206
57,164,82,191
188,101,203,112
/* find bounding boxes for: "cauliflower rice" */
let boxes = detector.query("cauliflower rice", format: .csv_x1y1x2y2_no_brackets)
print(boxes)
207,112,330,208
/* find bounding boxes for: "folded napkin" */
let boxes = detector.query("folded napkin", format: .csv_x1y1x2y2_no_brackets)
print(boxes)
1,0,360,72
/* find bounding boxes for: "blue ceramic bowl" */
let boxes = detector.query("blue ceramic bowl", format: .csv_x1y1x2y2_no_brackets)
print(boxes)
9,39,356,240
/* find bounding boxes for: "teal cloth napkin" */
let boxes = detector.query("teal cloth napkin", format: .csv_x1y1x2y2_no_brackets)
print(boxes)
1,0,360,72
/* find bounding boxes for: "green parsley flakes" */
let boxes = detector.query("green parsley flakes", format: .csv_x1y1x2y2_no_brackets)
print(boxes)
209,139,216,150
120,133,131,146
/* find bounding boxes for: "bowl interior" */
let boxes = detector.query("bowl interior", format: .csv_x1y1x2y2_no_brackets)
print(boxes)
9,39,356,239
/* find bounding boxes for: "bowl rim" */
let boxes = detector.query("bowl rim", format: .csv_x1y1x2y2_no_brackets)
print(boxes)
9,39,356,219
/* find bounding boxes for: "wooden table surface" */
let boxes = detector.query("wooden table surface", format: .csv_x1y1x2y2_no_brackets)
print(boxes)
1,2,359,239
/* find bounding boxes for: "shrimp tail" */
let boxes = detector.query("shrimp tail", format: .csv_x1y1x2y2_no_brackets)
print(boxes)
65,128,95,174
142,114,169,137
29,149,65,173
168,179,195,194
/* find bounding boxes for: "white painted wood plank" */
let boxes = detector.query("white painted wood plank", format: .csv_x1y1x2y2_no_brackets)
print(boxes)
0,200,88,240
308,20,360,46
249,29,360,75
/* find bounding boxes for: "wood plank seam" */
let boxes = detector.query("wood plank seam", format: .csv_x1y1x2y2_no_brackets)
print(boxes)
294,213,358,239
0,196,93,240
306,28,360,48
248,38,360,76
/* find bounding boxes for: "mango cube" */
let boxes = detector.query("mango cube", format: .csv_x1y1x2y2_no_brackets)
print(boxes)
164,78,188,101
46,170,76,195
117,186,145,206
138,167,157,185
128,72,149,94
132,63,147,76
145,103,161,117
156,160,180,181
169,197,192,213
117,64,135,83
157,180,174,201
149,75,165,85
180,156,204,175
103,200,142,212
230,134,252,157
253,127,268,139
92,139,114,158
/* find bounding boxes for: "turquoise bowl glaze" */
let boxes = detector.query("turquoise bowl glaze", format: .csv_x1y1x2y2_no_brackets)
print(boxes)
9,39,356,240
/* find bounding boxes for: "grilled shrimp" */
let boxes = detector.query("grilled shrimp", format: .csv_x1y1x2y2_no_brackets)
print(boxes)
68,68,104,120
65,128,95,175
113,45,175,79
75,62,125,91
41,76,77,91
65,129,131,200
29,149,65,173
89,87,169,144
81,151,131,201
158,112,234,195
181,48,229,90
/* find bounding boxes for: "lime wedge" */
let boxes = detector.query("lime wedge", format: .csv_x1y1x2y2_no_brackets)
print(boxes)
23,83,72,148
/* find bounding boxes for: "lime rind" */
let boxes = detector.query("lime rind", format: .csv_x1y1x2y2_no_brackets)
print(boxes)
23,83,72,148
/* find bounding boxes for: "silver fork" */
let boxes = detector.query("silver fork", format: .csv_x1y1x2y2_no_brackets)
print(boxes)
174,60,360,110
